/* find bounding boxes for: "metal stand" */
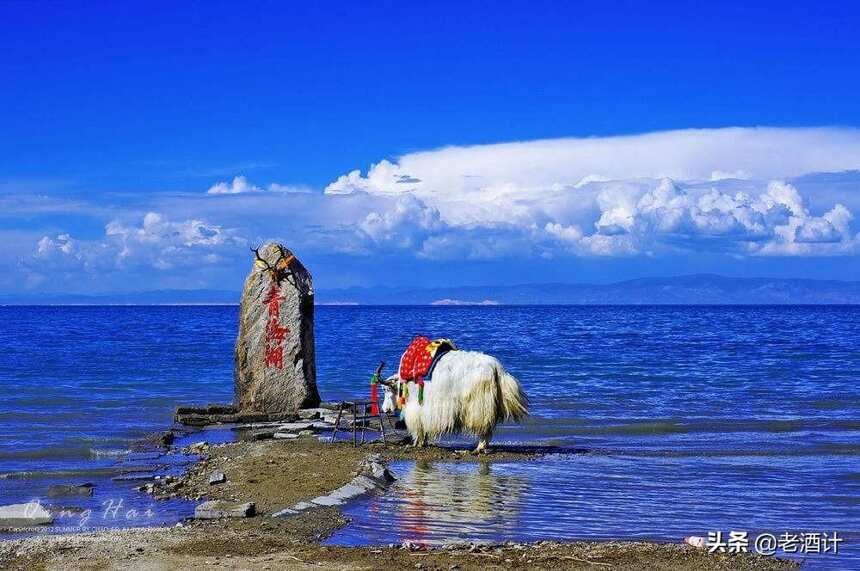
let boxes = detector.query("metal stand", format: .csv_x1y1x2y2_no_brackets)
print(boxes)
330,400,390,446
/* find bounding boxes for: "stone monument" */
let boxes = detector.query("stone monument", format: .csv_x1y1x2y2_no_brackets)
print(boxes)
234,242,320,413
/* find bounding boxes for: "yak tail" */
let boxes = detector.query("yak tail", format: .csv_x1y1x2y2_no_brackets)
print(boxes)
497,366,528,422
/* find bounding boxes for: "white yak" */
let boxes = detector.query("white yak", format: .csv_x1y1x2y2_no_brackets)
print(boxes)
382,350,528,452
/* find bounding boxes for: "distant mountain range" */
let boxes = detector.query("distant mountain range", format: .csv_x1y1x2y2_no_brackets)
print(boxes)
0,289,240,305
318,274,860,305
4,275,860,305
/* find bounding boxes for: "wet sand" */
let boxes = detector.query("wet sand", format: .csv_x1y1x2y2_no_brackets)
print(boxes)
0,436,798,570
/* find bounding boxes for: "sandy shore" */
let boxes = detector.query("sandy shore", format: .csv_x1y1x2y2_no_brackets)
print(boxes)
0,436,798,570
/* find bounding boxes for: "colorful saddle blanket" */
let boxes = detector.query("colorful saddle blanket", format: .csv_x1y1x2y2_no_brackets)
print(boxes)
398,336,457,381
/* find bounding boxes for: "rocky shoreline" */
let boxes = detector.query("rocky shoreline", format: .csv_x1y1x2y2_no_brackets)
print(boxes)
0,415,798,570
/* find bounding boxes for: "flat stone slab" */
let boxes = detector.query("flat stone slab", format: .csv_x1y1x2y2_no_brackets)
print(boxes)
273,432,299,440
0,502,54,527
271,499,319,517
47,483,94,498
231,422,283,430
247,429,277,441
272,456,396,518
355,454,397,484
297,408,328,419
351,475,383,491
175,404,292,427
195,501,255,519
328,482,371,501
274,422,313,431
310,495,344,507
176,404,238,416
176,411,271,426
271,507,298,517
208,472,226,485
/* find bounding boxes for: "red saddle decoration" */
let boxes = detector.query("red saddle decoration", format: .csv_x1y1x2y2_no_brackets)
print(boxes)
398,336,457,382
399,336,433,381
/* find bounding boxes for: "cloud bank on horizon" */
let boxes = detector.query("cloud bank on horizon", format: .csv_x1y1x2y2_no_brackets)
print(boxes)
11,127,860,293
323,127,860,258
326,127,860,196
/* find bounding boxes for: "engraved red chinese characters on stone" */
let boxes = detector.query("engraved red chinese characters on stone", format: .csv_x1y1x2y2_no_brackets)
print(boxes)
263,283,290,369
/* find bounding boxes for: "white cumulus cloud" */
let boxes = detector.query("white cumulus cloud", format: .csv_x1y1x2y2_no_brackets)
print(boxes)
28,212,243,278
326,128,860,202
322,127,860,258
207,175,310,195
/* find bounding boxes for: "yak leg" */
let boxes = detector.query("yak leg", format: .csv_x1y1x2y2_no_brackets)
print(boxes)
474,431,492,453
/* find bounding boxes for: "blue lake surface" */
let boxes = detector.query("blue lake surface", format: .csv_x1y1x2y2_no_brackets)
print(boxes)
0,305,858,568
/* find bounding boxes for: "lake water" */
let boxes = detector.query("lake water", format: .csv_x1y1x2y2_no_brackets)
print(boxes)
1,305,858,568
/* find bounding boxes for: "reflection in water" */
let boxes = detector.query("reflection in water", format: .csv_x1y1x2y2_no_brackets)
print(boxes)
345,460,527,545
328,454,860,569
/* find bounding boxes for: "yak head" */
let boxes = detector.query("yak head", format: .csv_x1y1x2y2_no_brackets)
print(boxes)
381,374,400,413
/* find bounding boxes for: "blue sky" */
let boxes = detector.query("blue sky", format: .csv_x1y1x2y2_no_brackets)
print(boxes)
2,2,860,294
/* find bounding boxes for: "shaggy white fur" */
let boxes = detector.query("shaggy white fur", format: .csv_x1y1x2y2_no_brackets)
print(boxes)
388,350,528,452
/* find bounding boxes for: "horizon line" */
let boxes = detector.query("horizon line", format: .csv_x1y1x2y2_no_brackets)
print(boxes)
3,302,860,308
